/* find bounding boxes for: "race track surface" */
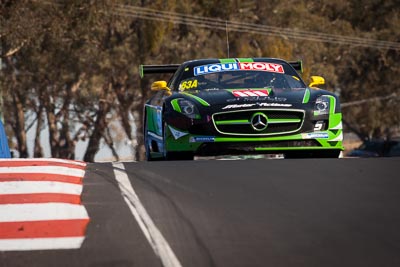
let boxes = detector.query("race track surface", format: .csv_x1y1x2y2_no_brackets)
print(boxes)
1,158,400,267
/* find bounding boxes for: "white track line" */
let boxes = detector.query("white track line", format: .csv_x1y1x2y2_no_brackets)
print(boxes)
112,162,182,267
0,181,83,195
0,203,89,222
0,237,86,251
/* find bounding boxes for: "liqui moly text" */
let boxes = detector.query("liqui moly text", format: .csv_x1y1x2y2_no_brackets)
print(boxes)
194,62,284,76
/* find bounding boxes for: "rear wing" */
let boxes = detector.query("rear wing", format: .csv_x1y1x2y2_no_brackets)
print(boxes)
139,64,180,78
288,61,303,73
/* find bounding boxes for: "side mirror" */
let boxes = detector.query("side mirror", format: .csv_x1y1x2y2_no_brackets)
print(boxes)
151,81,171,95
309,76,325,88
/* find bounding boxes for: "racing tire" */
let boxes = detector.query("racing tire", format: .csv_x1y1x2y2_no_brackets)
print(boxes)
144,116,162,161
145,139,155,161
165,151,194,161
144,124,155,161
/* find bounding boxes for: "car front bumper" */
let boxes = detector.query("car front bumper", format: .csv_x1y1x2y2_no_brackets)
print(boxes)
164,123,343,156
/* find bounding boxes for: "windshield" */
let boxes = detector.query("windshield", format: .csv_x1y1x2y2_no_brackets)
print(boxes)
177,62,306,91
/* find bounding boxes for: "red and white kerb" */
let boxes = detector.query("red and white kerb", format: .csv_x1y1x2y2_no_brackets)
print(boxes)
0,159,89,251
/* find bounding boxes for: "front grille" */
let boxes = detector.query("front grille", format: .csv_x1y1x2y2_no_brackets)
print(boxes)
212,109,305,136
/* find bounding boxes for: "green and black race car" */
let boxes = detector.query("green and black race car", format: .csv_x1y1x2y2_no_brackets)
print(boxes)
141,58,343,160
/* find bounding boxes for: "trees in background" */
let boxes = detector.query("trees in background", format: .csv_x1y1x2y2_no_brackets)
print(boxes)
1,0,399,161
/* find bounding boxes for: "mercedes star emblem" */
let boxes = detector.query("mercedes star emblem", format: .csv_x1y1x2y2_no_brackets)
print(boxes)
251,113,268,131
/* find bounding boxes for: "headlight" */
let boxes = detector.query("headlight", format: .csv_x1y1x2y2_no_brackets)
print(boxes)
177,99,200,119
314,96,330,115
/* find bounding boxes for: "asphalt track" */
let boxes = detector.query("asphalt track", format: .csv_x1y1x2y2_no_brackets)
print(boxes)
1,157,400,267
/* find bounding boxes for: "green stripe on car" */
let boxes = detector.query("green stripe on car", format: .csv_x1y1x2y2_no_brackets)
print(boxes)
181,92,210,106
219,59,237,63
236,58,254,62
215,120,250,125
171,99,182,112
302,89,310,104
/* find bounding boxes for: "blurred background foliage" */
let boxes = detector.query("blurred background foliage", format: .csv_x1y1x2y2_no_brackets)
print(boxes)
1,0,399,161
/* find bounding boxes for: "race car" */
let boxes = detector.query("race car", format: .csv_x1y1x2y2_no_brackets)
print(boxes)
141,58,343,160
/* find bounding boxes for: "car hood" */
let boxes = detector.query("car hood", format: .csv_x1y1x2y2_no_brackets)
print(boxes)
177,88,310,107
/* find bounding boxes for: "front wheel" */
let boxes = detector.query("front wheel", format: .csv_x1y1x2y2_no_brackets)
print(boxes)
144,124,157,161
165,151,194,161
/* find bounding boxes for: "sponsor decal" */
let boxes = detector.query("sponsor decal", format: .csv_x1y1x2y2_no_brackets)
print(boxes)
194,62,284,76
222,104,256,109
189,136,215,143
168,126,188,140
258,103,292,107
302,132,329,139
227,96,288,103
232,90,270,97
222,103,292,109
